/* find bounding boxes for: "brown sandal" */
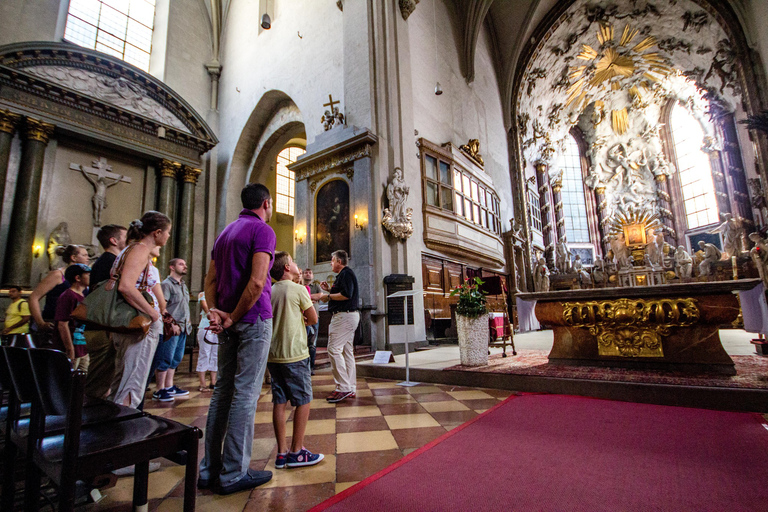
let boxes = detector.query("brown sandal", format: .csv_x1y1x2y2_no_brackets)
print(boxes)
198,386,210,393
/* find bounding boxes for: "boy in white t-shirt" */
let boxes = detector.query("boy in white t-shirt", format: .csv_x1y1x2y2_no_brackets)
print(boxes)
268,252,323,469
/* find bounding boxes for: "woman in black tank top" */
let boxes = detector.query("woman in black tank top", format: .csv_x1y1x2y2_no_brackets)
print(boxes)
28,245,90,332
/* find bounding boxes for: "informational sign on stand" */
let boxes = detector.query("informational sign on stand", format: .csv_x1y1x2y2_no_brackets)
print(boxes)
386,290,421,387
372,351,394,364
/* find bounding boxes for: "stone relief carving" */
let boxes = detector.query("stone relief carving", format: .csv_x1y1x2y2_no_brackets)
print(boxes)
295,144,372,182
70,157,131,227
382,167,414,241
517,0,738,215
24,65,191,133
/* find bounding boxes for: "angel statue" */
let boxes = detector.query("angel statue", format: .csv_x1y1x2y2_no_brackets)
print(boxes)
710,213,744,258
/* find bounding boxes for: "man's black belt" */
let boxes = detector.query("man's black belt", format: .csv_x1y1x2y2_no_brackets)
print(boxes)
331,309,359,315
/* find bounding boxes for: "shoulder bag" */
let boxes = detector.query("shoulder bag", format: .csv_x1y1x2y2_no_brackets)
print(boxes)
72,244,154,335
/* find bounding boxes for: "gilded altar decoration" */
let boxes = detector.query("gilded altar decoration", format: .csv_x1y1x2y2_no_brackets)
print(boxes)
459,139,484,166
566,23,673,127
563,298,700,357
382,167,414,241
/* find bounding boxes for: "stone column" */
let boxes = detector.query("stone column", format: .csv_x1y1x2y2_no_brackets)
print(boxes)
594,186,609,251
535,162,554,267
156,159,180,274
550,172,566,241
2,118,55,287
0,110,21,213
654,175,676,242
177,166,202,285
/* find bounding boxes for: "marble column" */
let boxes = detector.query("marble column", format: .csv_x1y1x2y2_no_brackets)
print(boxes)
535,162,554,268
156,160,180,274
177,166,202,285
2,118,55,287
0,110,21,214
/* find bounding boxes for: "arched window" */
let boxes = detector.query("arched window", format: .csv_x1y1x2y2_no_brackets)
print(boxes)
64,0,156,72
275,146,305,216
561,134,590,243
669,103,719,230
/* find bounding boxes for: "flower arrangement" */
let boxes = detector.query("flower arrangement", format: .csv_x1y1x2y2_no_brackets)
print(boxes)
450,277,488,318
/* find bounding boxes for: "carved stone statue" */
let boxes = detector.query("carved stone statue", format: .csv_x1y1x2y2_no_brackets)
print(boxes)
674,245,693,279
645,229,665,268
698,240,721,276
555,237,571,274
382,167,413,241
710,213,744,258
386,167,409,223
533,257,550,292
749,232,768,288
72,158,128,227
591,257,608,287
609,234,631,269
47,222,72,270
573,254,590,286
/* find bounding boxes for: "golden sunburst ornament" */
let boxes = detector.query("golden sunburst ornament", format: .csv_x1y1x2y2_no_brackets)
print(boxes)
566,23,673,134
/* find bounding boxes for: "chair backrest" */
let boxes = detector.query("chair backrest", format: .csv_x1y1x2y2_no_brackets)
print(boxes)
27,349,76,417
0,347,12,392
2,346,38,403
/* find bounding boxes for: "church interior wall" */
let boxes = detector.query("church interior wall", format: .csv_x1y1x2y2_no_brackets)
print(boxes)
160,0,213,118
0,0,61,47
408,0,512,272
215,0,344,227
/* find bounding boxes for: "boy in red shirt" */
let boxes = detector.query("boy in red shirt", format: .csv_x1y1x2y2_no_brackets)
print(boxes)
53,263,91,370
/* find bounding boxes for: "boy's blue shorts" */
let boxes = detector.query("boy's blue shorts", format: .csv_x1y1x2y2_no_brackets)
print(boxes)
267,358,312,406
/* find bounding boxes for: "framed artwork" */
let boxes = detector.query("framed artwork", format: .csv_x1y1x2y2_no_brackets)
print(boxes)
687,232,722,252
315,179,350,263
571,246,595,266
623,223,646,246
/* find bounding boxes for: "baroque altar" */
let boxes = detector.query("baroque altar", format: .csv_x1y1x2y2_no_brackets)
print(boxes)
517,279,761,375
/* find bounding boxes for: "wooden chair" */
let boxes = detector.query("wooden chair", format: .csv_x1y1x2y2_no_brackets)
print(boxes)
2,346,145,510
26,348,201,512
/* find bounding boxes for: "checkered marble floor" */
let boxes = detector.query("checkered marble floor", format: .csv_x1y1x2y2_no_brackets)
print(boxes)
83,370,514,511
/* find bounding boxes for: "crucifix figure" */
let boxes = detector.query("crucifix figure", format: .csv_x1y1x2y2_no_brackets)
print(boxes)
321,94,344,131
70,157,131,227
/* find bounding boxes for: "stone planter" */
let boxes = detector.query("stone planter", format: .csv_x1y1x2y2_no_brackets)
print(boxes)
456,313,489,366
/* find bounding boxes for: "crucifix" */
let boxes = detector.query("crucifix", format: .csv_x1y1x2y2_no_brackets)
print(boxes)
323,94,340,112
70,157,132,227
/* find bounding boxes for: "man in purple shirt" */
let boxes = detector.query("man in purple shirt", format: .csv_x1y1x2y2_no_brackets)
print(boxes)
198,183,276,495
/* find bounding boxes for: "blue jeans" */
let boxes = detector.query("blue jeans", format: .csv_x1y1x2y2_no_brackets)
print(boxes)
152,332,187,372
199,318,271,486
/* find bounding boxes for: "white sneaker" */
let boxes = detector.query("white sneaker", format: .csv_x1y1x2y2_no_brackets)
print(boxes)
112,461,161,476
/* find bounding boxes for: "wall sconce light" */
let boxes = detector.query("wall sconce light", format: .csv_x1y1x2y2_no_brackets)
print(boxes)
294,229,304,244
354,215,366,231
434,82,443,96
261,13,271,29
33,244,42,258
